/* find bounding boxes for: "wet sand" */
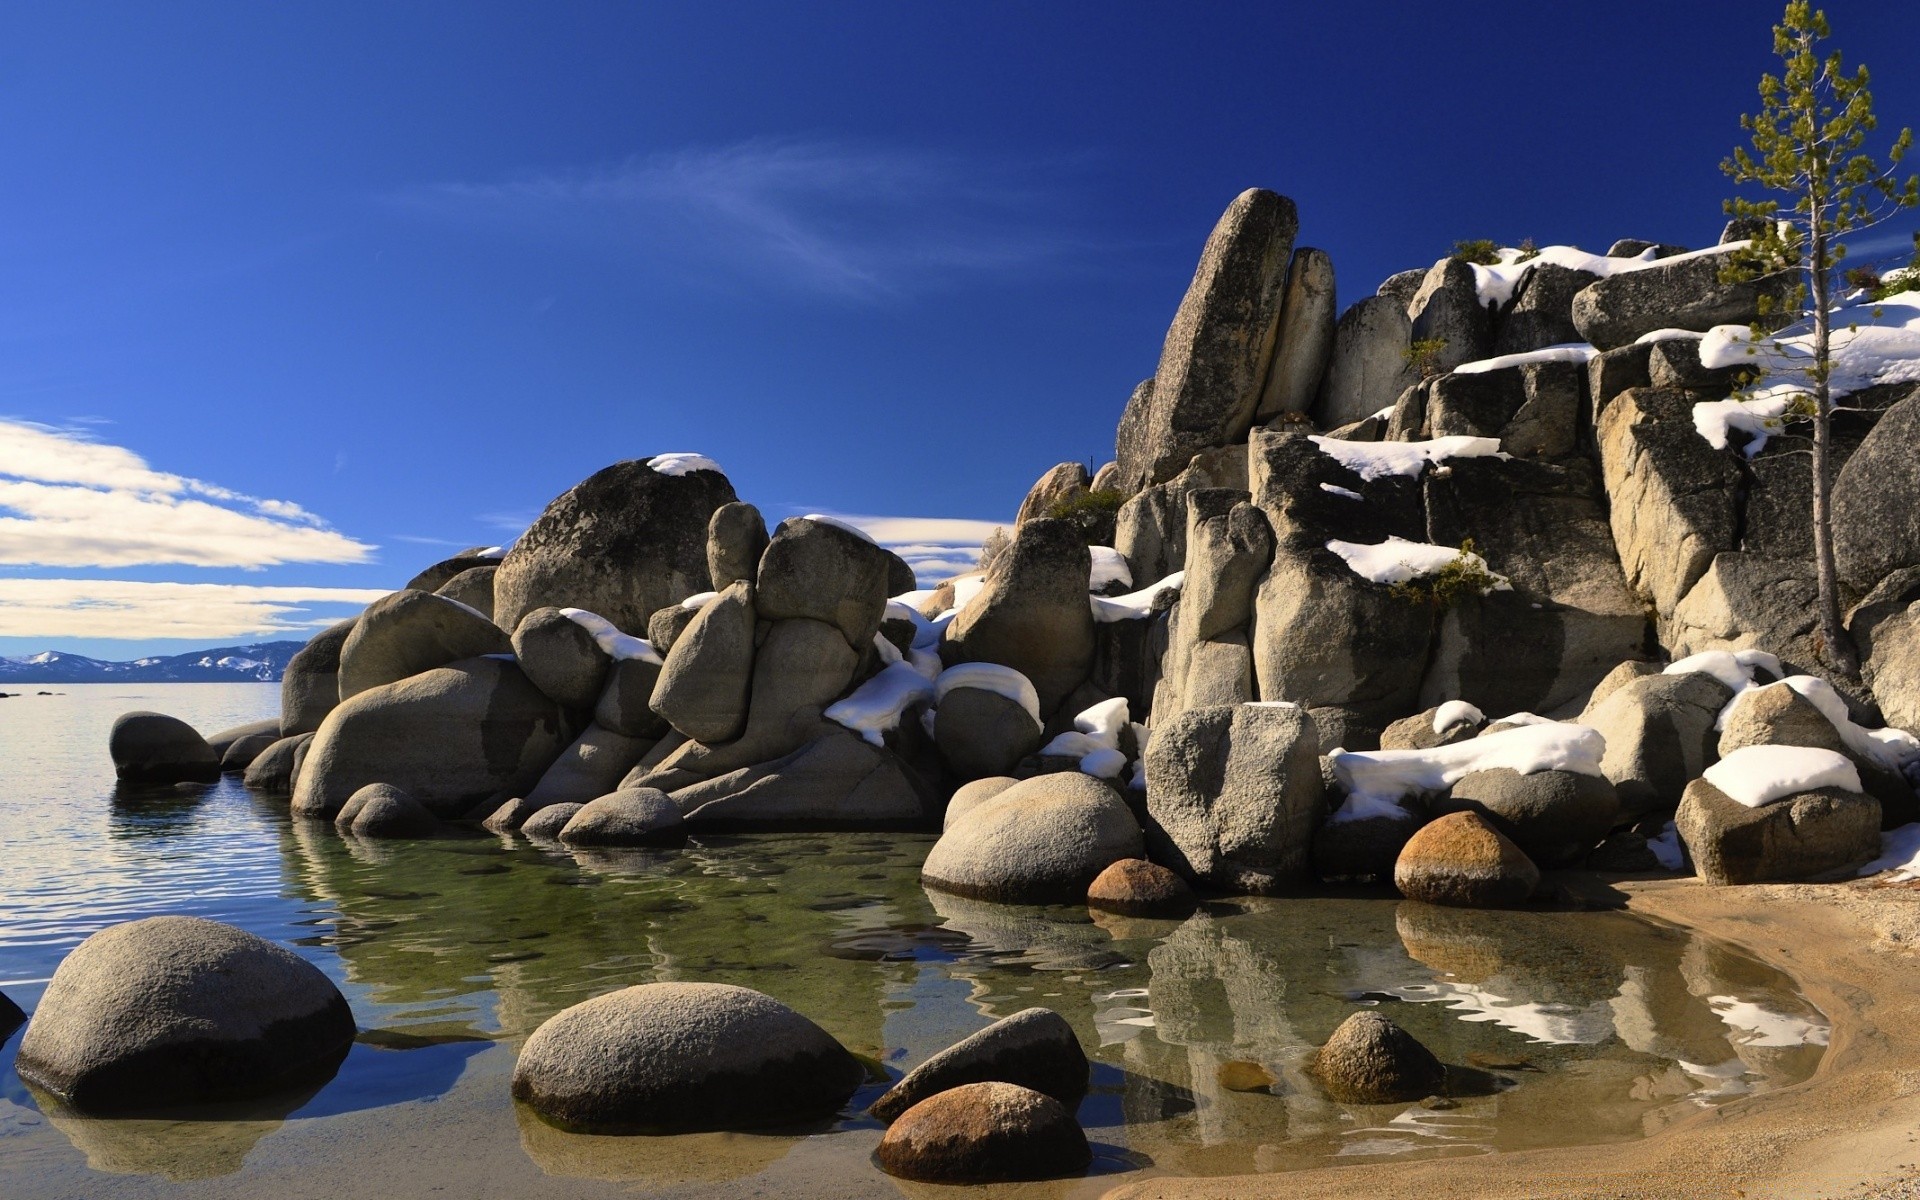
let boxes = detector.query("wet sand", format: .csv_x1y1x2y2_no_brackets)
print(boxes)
1104,876,1920,1200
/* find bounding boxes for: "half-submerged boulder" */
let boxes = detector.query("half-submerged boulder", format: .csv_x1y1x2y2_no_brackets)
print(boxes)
921,773,1143,904
333,782,437,838
557,788,686,847
875,1082,1091,1184
1393,811,1540,908
1310,1011,1446,1104
15,917,354,1112
869,1007,1088,1124
1086,858,1195,917
108,712,219,785
510,982,862,1133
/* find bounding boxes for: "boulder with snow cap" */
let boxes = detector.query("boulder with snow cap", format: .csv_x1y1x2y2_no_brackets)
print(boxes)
649,580,756,745
1380,703,1484,751
1256,246,1336,420
510,607,613,712
934,666,1045,781
943,517,1096,717
1120,188,1298,491
706,501,768,592
1142,703,1324,893
755,515,894,651
336,589,510,702
490,456,737,635
1313,293,1419,430
1393,810,1540,908
1570,252,1794,350
1719,677,1919,827
921,772,1143,904
1677,751,1879,885
1580,667,1732,817
280,619,355,737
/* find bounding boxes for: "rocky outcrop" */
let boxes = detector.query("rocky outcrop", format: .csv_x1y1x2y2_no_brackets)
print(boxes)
434,564,497,620
943,518,1095,716
669,729,933,830
1834,387,1920,594
1493,262,1598,356
1153,492,1271,724
922,772,1143,904
1407,258,1493,375
1015,462,1092,526
491,457,736,634
524,724,651,808
1313,294,1417,430
510,982,862,1133
15,917,354,1112
869,1007,1088,1124
755,516,894,650
336,590,510,702
1597,388,1741,616
109,712,219,785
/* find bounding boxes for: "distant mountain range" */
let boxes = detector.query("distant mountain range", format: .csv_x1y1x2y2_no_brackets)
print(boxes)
0,642,305,684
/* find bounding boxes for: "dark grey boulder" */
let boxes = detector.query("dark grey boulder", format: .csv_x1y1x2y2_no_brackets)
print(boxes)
593,656,669,740
433,564,497,621
1393,811,1541,908
292,657,571,819
647,602,699,655
490,457,737,635
209,719,281,775
335,783,437,838
671,729,934,831
557,788,686,847
511,608,610,712
1607,239,1689,258
1310,1011,1445,1104
1588,343,1656,413
14,917,354,1112
1649,337,1746,394
1571,255,1795,350
1143,703,1324,893
650,581,756,745
404,551,502,594
1313,802,1423,885
1493,262,1599,356
706,501,768,592
935,685,1044,780
242,733,312,792
1313,294,1417,430
280,619,354,737
1122,188,1298,490
1256,246,1336,420
481,796,539,833
922,772,1143,904
1677,779,1880,885
510,982,862,1133
1110,377,1154,501
336,590,510,702
109,712,219,785
1834,387,1920,595
519,802,585,840
1433,768,1620,867
869,1008,1088,1124
943,518,1096,717
0,989,22,1040
754,516,893,651
875,1081,1090,1184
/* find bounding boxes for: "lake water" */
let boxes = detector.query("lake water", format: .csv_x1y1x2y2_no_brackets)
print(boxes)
0,684,1832,1197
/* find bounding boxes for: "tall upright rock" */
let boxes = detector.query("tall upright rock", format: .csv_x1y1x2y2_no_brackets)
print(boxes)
1255,247,1336,421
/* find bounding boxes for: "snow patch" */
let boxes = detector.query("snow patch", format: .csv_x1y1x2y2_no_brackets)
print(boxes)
1326,537,1510,591
646,452,725,477
1453,344,1598,376
934,663,1041,726
1701,744,1861,808
1326,793,1417,825
1700,291,1920,405
1091,571,1185,622
1635,327,1708,346
1308,434,1506,482
1320,483,1364,501
824,660,937,746
1664,649,1781,695
679,590,719,610
798,513,878,544
1330,721,1606,802
1647,820,1686,871
558,608,663,664
1861,822,1920,882
1468,241,1750,308
1433,700,1484,735
1089,545,1133,592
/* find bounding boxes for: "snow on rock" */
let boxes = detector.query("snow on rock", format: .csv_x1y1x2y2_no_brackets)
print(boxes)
1693,396,1792,456
1080,747,1129,779
646,452,725,477
1432,700,1484,735
1634,328,1708,346
798,513,878,544
1700,290,1920,404
907,647,943,681
1664,649,1782,695
1089,546,1133,593
1326,537,1511,591
1326,793,1415,826
558,608,663,664
1320,483,1363,501
1861,822,1920,882
951,574,988,612
1454,344,1599,376
1702,744,1861,809
1770,675,1920,773
1647,820,1686,871
1330,721,1607,803
824,660,937,746
1075,697,1130,741
934,662,1041,726
1040,696,1134,780
1308,434,1506,482
679,590,720,610
872,631,903,666
476,545,508,559
892,588,941,610
915,611,953,650
1091,571,1186,623
1468,241,1750,308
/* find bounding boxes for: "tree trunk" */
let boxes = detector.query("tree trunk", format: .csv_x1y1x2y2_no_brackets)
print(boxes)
1808,219,1860,679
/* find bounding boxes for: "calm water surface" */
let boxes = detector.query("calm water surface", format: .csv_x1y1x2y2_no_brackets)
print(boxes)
0,685,1831,1198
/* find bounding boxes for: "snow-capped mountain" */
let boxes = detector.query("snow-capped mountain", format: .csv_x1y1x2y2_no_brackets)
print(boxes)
0,642,305,684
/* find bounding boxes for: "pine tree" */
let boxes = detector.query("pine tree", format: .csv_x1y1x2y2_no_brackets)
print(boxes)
1722,1,1918,680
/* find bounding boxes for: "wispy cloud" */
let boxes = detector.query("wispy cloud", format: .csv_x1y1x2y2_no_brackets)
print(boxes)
0,418,375,569
389,138,1103,299
816,512,1003,585
0,579,387,640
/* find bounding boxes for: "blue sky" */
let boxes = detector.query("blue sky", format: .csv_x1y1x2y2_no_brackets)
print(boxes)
1,0,1916,658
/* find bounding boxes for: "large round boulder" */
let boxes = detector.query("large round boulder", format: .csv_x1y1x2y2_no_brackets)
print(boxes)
1085,858,1194,917
334,783,438,838
558,789,686,847
921,773,1143,904
754,516,894,651
511,607,611,712
875,1081,1090,1183
336,589,510,701
491,457,737,635
1393,811,1541,908
1677,776,1881,885
943,776,1019,830
934,685,1044,780
869,1007,1088,1124
280,619,355,737
510,982,862,1133
15,917,354,1112
108,712,219,785
291,658,571,819
1310,1011,1445,1104
242,733,312,793
1432,767,1620,866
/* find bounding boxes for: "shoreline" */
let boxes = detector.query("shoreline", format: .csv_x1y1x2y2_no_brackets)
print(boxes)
1104,876,1920,1200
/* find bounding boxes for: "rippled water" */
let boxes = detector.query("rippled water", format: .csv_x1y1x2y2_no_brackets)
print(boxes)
0,685,1832,1197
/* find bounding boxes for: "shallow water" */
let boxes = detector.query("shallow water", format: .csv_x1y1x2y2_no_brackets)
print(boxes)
0,685,1831,1197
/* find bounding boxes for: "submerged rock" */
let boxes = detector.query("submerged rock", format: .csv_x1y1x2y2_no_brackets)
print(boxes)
869,1007,1088,1124
1310,1011,1446,1104
1086,858,1195,917
510,982,862,1133
108,712,219,786
557,788,686,847
875,1081,1091,1184
1393,811,1540,908
15,917,354,1112
334,782,437,838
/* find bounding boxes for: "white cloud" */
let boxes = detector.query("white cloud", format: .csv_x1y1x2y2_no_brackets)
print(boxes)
391,138,1099,299
0,419,374,569
0,579,388,640
820,512,1003,585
